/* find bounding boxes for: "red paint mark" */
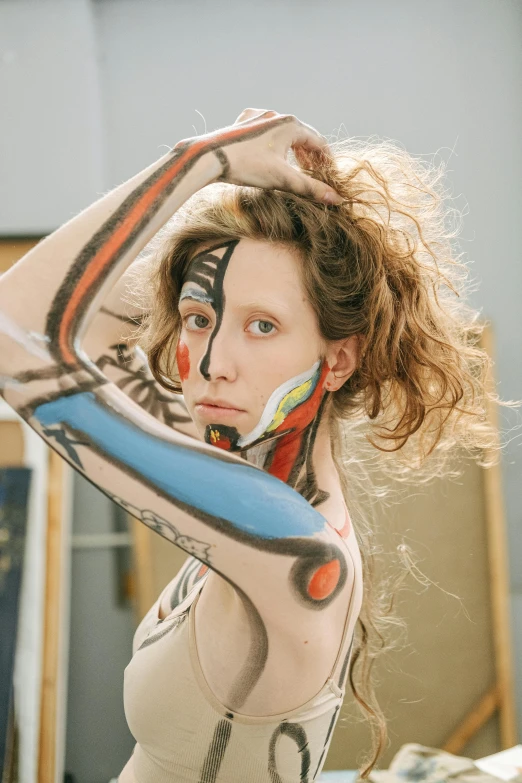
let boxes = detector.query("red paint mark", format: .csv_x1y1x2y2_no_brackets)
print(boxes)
269,361,330,482
176,340,190,381
268,431,304,483
197,564,209,578
307,559,341,600
212,434,232,450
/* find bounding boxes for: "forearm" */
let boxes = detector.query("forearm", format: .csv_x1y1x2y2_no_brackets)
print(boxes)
0,144,221,372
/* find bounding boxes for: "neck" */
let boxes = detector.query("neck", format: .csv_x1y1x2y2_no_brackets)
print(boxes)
243,394,335,508
203,358,337,509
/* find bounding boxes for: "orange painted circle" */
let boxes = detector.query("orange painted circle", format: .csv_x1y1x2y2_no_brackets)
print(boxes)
307,559,341,600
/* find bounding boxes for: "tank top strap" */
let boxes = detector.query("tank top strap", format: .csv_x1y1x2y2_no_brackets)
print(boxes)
326,519,364,692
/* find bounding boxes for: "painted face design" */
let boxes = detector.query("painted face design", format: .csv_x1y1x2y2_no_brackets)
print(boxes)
179,239,239,381
178,241,330,496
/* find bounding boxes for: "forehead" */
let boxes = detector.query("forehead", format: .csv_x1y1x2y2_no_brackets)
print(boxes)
180,238,307,307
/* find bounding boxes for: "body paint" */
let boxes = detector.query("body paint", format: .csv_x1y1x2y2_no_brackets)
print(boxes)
180,240,239,381
176,340,190,381
32,388,346,609
180,242,332,500
0,111,359,745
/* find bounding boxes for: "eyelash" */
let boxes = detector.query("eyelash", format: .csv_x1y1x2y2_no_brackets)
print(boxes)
182,313,277,336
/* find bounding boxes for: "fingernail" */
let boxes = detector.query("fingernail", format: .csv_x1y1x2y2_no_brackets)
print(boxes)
323,191,344,205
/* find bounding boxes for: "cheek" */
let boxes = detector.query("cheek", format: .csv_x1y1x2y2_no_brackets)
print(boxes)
176,339,191,382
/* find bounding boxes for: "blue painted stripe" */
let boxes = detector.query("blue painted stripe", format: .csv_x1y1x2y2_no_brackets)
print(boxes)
34,392,326,540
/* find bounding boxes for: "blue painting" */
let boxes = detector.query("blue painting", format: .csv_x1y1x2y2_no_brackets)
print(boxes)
0,468,32,778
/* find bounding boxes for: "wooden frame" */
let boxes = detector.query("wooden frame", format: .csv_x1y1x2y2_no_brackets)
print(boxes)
38,448,72,783
442,324,517,752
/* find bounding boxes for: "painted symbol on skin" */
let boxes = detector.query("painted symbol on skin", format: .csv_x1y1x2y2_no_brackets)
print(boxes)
109,496,213,563
95,342,193,428
208,425,238,451
41,426,89,468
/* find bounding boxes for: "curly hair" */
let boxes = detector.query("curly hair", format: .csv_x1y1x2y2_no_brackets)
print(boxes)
124,136,511,777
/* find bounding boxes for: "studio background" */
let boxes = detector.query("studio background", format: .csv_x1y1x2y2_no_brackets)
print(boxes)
0,1,521,781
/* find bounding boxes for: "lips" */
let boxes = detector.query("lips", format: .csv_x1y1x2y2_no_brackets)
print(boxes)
194,402,245,422
196,398,244,410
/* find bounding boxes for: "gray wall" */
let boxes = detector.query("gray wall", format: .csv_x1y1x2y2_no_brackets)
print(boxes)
1,0,521,778
0,0,104,233
66,473,135,781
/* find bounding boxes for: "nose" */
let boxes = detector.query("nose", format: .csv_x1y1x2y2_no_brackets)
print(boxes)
198,323,238,382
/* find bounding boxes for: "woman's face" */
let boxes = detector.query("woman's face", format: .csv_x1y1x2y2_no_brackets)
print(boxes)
176,238,329,448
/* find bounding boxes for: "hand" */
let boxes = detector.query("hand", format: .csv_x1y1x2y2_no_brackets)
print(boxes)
180,108,344,205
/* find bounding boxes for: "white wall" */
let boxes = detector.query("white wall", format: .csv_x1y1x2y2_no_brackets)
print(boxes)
1,0,521,773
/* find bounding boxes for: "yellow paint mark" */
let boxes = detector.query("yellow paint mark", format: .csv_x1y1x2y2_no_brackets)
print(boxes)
267,377,314,432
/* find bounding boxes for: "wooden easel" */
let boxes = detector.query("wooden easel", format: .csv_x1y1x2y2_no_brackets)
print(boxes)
442,324,518,752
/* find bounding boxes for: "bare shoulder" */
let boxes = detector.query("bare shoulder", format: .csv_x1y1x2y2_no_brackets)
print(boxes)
198,544,356,647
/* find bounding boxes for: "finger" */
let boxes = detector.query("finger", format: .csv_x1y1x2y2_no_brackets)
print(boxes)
290,120,330,153
293,145,331,172
290,125,335,180
234,108,263,123
277,163,344,205
234,108,278,125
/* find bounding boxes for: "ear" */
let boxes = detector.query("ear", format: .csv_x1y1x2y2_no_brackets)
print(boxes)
323,335,360,391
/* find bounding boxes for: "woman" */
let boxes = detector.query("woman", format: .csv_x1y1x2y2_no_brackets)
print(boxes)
0,109,498,781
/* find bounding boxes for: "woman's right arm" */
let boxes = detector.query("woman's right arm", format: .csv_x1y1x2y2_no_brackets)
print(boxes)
0,113,350,665
81,257,200,440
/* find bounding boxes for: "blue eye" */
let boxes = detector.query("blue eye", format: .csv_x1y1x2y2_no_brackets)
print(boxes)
249,320,276,336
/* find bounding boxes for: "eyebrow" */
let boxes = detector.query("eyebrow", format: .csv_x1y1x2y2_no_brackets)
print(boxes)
178,290,291,318
235,300,291,316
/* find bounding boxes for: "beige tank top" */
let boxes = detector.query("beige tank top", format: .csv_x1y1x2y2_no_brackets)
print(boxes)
123,523,363,783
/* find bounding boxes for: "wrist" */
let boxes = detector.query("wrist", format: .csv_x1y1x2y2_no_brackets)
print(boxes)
198,148,226,185
171,138,225,188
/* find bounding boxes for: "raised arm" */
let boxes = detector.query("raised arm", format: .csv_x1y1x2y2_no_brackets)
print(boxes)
0,112,350,705
81,255,200,440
